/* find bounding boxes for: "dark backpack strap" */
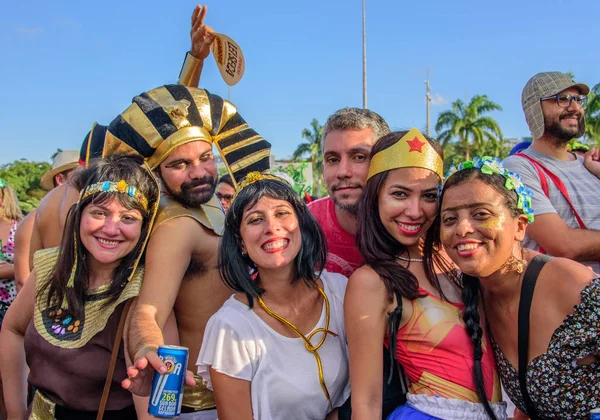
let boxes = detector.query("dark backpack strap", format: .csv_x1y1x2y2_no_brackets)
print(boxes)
518,254,551,420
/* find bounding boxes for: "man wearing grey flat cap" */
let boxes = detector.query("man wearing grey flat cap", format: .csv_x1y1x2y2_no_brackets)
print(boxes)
504,71,600,273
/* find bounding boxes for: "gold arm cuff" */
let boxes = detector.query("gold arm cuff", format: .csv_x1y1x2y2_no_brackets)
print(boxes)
30,390,56,420
132,344,159,363
182,374,216,411
178,52,204,88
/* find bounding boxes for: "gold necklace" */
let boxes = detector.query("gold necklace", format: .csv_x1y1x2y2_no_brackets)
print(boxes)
257,285,338,409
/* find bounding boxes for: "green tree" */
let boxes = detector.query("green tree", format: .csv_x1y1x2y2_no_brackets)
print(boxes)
0,160,51,213
293,118,324,197
585,82,600,146
435,95,504,162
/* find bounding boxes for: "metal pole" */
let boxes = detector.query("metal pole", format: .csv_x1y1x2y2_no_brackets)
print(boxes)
362,0,367,109
425,76,431,137
228,86,231,102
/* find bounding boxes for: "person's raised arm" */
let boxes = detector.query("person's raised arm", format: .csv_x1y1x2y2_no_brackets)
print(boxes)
124,218,197,395
527,214,600,261
178,5,215,87
345,266,394,420
0,269,36,418
504,155,600,262
14,211,35,292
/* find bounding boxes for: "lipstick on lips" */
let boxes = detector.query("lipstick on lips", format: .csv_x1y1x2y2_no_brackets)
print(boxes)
396,221,423,236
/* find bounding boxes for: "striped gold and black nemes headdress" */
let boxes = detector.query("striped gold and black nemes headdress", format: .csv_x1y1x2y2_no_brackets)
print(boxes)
106,85,271,185
79,122,108,168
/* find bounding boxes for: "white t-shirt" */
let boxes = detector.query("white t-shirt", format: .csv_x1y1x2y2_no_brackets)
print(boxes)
197,271,350,420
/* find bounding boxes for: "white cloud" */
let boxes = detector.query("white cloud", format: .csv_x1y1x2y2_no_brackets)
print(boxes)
15,25,44,37
430,93,449,106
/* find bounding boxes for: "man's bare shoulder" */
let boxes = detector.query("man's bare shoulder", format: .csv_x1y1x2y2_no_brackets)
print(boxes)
151,213,220,254
36,183,78,221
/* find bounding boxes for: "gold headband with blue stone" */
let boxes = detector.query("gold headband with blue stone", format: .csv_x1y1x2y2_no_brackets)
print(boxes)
80,180,149,211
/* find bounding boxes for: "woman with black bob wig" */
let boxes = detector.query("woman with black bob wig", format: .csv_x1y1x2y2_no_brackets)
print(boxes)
0,154,160,419
346,129,506,420
197,172,350,420
439,157,599,419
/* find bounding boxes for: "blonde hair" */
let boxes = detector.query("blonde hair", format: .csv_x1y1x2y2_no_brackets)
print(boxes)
0,182,23,221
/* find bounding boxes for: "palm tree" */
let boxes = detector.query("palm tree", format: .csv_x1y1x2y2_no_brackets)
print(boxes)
585,82,600,146
435,95,504,161
293,118,323,197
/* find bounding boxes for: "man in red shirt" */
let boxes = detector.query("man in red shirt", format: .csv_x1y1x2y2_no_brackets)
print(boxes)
308,108,390,277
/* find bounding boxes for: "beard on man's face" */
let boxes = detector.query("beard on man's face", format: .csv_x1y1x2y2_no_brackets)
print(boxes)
164,176,217,207
330,180,362,215
544,111,585,145
332,198,359,215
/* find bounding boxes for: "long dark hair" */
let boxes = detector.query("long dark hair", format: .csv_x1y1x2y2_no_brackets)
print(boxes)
218,178,327,308
438,167,523,420
356,131,453,303
40,155,159,319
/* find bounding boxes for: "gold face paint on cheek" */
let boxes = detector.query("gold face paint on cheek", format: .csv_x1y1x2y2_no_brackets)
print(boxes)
478,212,506,233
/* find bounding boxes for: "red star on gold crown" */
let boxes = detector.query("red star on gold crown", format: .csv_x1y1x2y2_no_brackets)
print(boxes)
407,137,425,153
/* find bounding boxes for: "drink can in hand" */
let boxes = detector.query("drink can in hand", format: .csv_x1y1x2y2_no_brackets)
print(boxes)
148,345,189,418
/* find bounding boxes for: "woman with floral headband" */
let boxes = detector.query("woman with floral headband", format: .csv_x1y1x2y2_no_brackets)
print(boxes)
439,156,599,419
346,130,506,420
197,172,350,420
0,155,160,419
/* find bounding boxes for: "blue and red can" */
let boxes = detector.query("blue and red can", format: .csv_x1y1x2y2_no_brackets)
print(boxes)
590,408,600,419
148,345,189,418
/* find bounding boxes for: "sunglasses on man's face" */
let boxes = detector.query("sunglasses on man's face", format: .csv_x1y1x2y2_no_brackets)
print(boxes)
540,93,588,109
216,192,234,202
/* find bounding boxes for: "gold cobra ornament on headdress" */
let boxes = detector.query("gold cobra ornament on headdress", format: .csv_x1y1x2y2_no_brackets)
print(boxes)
367,128,444,181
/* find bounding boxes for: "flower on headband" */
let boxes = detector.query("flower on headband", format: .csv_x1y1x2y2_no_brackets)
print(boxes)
445,165,459,180
443,156,535,224
479,157,504,176
504,171,522,191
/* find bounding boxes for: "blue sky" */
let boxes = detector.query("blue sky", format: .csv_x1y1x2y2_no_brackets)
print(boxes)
1,0,599,165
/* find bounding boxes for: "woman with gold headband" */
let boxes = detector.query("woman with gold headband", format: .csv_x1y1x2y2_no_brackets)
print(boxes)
0,155,160,419
196,173,350,419
346,129,506,419
439,157,599,419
